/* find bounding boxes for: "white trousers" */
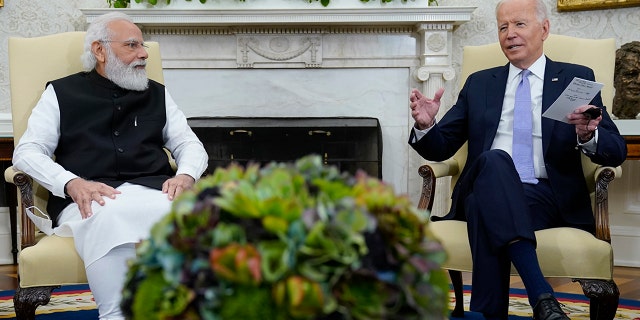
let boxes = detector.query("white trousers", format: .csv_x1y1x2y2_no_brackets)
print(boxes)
55,183,173,319
85,243,135,320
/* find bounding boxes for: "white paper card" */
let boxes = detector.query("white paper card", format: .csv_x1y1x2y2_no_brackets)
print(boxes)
542,77,604,123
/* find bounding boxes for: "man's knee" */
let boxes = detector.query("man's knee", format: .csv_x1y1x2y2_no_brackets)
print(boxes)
477,149,513,166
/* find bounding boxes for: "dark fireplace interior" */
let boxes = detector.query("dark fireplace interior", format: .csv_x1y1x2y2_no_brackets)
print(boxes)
188,117,382,178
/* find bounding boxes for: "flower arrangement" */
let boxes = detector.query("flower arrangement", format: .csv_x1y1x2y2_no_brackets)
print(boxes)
108,0,438,8
121,155,448,319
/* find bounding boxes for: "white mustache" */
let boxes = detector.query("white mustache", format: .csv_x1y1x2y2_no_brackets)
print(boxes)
130,60,146,68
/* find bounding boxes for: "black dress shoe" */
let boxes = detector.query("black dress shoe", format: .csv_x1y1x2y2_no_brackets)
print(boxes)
533,293,570,320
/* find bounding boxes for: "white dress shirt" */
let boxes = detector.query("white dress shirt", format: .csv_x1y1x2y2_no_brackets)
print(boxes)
491,55,548,179
13,84,208,198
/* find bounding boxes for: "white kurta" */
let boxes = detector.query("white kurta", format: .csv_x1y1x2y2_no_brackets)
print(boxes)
14,83,208,267
55,183,172,266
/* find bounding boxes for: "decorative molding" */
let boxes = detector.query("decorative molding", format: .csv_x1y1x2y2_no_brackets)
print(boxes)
426,33,446,52
81,6,476,27
140,25,419,36
611,225,640,267
0,208,15,265
237,35,322,68
0,113,13,137
413,66,455,82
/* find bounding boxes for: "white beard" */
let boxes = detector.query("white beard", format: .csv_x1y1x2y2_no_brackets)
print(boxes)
104,48,149,91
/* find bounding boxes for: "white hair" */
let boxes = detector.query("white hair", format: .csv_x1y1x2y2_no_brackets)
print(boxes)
81,12,135,70
496,0,548,23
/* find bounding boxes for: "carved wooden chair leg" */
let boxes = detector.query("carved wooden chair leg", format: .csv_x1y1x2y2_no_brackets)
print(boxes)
13,285,60,320
573,278,619,320
449,270,465,317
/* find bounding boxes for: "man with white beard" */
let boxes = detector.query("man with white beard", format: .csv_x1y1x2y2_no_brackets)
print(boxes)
12,12,208,320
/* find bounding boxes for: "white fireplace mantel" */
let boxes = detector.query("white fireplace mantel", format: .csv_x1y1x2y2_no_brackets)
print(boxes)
82,6,475,27
80,6,476,202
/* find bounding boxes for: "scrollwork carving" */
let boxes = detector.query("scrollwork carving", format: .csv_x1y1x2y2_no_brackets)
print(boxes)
426,33,446,53
237,35,321,68
594,167,615,242
573,278,619,320
414,67,431,82
13,172,36,247
413,67,456,83
13,285,60,320
417,165,436,211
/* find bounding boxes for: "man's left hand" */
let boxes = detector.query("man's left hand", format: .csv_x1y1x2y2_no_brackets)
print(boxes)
567,105,601,142
162,174,196,200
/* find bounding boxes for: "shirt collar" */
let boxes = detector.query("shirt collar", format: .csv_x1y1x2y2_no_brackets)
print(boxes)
508,54,546,82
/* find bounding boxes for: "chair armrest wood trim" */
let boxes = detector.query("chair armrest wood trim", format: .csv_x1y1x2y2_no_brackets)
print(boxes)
593,166,618,243
417,164,436,212
5,166,37,248
417,159,460,212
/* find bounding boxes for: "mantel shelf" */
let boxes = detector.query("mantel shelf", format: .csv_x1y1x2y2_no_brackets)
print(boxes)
81,6,475,26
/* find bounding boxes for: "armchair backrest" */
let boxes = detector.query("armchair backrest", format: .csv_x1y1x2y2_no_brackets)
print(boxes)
450,34,616,194
8,31,164,226
9,31,164,143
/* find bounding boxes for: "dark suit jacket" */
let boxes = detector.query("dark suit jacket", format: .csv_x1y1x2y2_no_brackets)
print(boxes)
409,57,627,226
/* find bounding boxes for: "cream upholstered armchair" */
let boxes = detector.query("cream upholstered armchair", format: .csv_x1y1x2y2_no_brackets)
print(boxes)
418,35,621,320
6,31,165,319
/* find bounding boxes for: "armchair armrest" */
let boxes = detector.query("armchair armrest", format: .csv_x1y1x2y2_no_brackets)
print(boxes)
417,156,620,243
417,158,461,212
592,166,621,243
4,166,37,248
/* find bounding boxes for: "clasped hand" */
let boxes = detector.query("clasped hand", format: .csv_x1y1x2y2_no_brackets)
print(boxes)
65,174,195,219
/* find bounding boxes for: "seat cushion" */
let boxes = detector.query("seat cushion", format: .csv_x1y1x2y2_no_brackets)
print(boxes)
18,235,87,287
427,220,614,279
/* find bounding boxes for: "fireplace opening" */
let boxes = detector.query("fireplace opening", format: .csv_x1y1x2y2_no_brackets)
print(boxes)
188,117,382,178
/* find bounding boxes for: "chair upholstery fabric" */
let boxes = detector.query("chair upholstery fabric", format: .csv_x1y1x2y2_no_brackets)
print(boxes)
418,34,621,320
427,222,614,279
17,236,87,287
6,31,164,319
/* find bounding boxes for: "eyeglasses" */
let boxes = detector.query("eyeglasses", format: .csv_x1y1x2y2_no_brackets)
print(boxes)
100,40,149,51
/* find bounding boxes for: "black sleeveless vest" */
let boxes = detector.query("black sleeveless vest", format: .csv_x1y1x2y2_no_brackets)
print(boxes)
47,70,175,223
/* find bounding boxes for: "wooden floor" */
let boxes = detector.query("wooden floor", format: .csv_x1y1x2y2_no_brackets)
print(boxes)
0,264,637,300
465,266,640,301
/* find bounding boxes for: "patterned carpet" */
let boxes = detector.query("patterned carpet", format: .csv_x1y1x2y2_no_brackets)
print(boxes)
0,285,97,319
0,285,637,319
451,286,640,319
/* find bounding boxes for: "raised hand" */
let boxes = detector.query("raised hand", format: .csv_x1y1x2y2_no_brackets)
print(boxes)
409,88,444,130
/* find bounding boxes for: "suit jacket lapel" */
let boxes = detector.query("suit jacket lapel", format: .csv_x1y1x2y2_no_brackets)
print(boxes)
483,64,509,150
542,57,565,154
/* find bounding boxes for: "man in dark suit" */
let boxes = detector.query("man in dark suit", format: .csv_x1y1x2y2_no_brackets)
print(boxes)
408,0,627,319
